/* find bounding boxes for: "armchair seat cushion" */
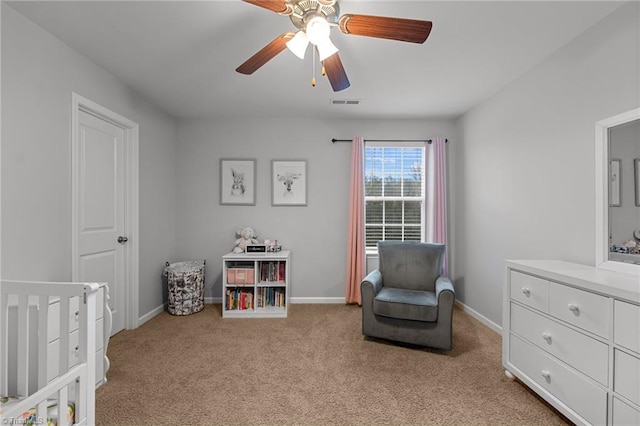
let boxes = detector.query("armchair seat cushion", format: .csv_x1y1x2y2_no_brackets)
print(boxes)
373,287,438,322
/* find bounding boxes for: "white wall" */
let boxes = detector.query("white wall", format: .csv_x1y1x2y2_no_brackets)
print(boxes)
454,2,640,326
1,4,178,318
174,117,456,301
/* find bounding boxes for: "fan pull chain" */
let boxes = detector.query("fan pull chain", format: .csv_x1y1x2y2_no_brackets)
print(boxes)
311,49,317,87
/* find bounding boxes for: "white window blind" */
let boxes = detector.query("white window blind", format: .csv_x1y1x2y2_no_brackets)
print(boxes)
364,143,425,249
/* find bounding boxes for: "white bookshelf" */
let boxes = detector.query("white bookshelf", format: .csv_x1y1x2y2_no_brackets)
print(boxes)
222,250,290,318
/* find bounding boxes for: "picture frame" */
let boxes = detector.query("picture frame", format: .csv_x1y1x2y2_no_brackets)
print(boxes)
635,159,640,207
219,158,256,205
609,159,621,207
272,160,307,206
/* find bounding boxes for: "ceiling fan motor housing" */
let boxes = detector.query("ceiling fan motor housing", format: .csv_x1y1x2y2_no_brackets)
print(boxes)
287,0,340,30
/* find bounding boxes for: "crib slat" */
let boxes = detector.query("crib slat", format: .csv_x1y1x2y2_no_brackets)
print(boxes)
0,292,9,395
38,294,49,390
81,288,97,425
16,294,29,396
59,296,70,381
58,385,69,426
36,400,48,425
76,370,87,423
0,293,8,395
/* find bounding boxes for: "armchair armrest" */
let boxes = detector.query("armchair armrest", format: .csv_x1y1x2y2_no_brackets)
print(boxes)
361,270,383,305
435,276,455,301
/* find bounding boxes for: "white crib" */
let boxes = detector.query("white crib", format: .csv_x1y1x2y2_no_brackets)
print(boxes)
0,280,112,425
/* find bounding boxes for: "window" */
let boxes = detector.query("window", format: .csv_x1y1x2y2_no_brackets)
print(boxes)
364,143,425,249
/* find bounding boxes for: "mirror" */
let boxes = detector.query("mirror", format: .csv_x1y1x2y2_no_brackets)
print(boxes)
595,107,640,276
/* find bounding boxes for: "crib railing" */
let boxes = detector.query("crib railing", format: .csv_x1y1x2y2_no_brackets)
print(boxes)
1,280,103,425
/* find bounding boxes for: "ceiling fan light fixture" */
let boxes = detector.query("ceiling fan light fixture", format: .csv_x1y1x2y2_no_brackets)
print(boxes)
306,16,331,45
286,30,309,59
316,37,339,61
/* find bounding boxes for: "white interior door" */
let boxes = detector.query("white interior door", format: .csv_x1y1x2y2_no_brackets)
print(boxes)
76,110,126,335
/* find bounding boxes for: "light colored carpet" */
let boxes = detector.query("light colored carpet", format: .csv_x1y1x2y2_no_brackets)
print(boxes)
96,304,569,425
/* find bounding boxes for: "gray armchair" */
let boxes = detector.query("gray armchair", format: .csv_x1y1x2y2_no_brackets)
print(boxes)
361,241,455,350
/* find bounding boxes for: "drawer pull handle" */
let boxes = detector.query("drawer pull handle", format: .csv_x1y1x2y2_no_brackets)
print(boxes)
542,332,552,343
568,303,580,314
521,287,531,297
541,370,551,381
73,345,79,355
74,311,79,321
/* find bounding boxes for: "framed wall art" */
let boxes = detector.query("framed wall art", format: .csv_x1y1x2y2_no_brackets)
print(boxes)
220,158,256,205
272,160,307,206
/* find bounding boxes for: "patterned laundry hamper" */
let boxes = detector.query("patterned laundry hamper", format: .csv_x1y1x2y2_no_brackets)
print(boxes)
164,260,206,315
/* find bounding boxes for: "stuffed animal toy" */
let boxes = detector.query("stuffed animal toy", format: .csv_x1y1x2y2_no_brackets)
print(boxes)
233,226,259,253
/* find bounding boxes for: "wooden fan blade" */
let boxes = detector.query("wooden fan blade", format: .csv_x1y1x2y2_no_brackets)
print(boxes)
339,14,432,44
323,53,350,92
241,0,292,15
236,32,294,75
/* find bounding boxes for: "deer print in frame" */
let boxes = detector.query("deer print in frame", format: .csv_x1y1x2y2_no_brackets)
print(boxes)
272,160,307,206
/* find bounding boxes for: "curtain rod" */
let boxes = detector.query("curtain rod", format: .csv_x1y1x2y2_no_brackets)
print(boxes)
331,138,447,144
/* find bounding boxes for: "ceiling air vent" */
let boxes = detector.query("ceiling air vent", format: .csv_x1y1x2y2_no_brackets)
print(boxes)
331,99,361,105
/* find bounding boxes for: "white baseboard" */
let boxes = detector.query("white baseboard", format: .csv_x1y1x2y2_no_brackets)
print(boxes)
455,300,502,335
206,296,345,304
289,297,345,304
138,303,165,326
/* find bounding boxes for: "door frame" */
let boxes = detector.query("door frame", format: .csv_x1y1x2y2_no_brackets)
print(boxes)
71,93,140,330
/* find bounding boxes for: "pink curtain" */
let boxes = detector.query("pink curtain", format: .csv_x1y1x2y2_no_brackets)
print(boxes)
427,137,449,275
345,136,366,305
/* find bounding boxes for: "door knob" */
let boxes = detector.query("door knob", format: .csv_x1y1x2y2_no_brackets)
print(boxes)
117,236,128,244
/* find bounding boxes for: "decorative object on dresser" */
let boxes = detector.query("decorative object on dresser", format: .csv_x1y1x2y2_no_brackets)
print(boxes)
272,160,307,206
503,260,640,426
361,241,455,350
219,158,257,205
222,250,290,318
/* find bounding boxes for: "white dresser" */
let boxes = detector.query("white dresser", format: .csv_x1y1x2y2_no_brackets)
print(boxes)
503,260,640,426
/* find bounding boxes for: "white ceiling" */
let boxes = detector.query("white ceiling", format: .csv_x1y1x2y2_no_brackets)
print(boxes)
6,0,625,120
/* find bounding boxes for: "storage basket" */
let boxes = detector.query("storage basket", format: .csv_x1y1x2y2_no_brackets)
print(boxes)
163,260,205,315
227,268,255,284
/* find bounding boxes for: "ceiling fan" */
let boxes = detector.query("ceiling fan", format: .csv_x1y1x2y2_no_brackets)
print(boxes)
236,0,433,92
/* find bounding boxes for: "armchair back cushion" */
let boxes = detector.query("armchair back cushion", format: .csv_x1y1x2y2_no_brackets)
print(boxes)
378,241,445,292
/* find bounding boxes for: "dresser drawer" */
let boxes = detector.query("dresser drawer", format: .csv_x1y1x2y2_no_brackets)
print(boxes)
613,397,640,426
615,300,640,354
614,349,640,406
549,282,610,339
510,271,549,312
47,330,80,382
511,303,608,385
510,335,607,425
47,297,81,342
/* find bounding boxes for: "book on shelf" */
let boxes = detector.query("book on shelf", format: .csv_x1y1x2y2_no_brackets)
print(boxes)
225,288,254,311
256,287,286,308
260,261,286,282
